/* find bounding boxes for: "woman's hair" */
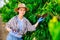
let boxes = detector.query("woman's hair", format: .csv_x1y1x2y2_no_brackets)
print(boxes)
14,8,19,13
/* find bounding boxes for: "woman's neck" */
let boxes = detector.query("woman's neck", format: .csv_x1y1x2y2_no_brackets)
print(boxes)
18,14,23,20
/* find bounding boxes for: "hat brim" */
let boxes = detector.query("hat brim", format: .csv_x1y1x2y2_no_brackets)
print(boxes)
18,7,28,11
14,7,29,13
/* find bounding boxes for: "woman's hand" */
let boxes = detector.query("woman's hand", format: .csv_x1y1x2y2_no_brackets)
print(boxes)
34,17,44,27
6,27,12,32
8,27,20,34
37,17,44,23
12,28,20,34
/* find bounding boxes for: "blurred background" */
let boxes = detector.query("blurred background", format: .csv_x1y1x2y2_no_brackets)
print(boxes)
0,0,60,40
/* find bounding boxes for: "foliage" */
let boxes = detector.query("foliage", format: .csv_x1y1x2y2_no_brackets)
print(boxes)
0,0,60,40
48,16,60,40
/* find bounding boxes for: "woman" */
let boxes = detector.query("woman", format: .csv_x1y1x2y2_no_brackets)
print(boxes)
5,3,44,40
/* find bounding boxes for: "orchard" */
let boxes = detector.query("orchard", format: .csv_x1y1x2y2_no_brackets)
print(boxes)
0,0,60,40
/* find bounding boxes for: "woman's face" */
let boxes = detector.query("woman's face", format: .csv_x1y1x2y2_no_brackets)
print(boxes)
18,8,26,16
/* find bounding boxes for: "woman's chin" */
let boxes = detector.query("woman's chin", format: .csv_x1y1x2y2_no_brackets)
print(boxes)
19,14,24,16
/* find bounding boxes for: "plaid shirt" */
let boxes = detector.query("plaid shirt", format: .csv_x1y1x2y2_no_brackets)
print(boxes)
5,15,36,38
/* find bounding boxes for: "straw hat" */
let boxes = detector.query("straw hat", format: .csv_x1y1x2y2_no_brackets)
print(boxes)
14,3,28,12
18,3,26,8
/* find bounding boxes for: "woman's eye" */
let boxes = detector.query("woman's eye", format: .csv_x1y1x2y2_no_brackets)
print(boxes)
19,9,25,11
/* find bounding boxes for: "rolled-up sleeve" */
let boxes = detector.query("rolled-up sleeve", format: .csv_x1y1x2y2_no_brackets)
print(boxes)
26,19,36,31
5,17,14,29
5,22,11,29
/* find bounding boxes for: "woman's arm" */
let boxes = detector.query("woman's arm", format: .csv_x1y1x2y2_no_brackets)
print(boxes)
5,16,19,32
25,17,44,31
33,17,44,28
5,21,12,32
33,21,39,28
5,17,15,32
